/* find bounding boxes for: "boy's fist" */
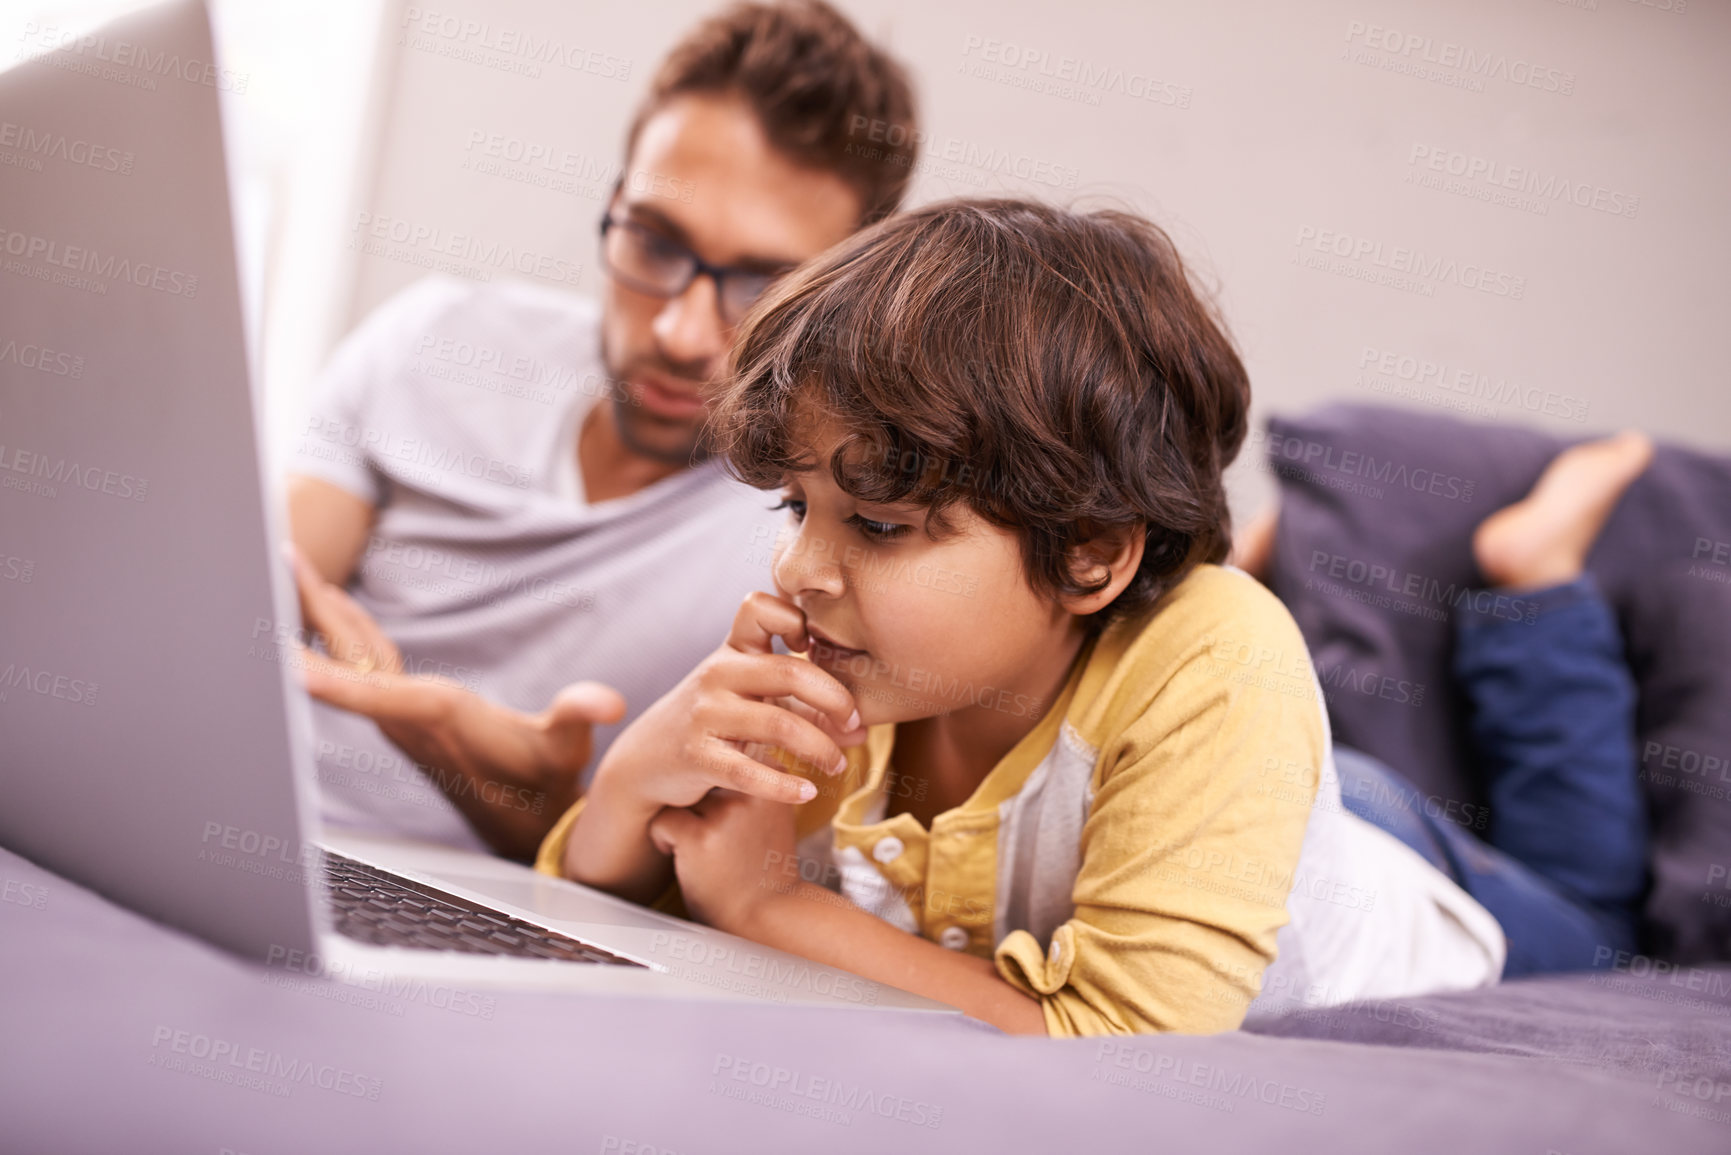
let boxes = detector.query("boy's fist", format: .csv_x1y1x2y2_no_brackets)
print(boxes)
647,788,799,935
589,592,866,812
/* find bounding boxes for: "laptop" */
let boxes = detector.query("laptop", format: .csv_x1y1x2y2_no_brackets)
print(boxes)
0,0,950,1016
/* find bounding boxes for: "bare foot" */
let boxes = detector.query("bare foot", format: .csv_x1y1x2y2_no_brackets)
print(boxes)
1232,505,1279,583
1472,431,1654,590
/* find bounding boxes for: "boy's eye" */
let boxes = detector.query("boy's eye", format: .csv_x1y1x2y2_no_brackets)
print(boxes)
846,514,910,541
769,496,908,541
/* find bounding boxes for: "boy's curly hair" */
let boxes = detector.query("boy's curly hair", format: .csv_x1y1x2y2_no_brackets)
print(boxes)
712,197,1250,627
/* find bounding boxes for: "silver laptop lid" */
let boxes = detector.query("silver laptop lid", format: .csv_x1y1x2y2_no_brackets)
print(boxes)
0,0,321,960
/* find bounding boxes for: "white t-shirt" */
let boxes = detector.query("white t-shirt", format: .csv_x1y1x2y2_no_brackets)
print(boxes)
290,275,782,851
1243,684,1506,1020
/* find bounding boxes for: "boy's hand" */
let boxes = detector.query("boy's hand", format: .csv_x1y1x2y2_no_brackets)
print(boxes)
647,790,799,934
589,592,865,814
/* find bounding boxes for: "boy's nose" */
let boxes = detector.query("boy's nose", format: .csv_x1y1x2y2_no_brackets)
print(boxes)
773,527,846,600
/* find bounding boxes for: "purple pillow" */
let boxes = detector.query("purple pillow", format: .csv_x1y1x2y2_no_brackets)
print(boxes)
1262,404,1731,963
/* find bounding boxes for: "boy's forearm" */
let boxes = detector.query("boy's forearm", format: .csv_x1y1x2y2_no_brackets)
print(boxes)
744,882,1048,1036
562,773,673,906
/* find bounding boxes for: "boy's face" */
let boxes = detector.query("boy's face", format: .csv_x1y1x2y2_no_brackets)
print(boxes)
600,94,862,465
771,417,1086,728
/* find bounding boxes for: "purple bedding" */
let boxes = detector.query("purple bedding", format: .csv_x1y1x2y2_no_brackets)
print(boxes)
6,840,1731,1153
1247,967,1731,1110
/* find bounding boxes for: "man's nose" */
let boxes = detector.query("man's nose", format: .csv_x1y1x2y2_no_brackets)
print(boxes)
651,272,728,376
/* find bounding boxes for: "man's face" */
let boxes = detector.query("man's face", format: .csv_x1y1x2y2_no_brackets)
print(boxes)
600,93,863,465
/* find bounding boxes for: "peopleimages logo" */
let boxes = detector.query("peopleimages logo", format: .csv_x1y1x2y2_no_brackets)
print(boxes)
349,213,581,286
710,1053,943,1129
1092,1042,1328,1116
846,117,1080,190
398,8,632,80
1252,427,1478,503
958,36,1192,109
1294,226,1526,300
19,22,250,92
300,415,533,490
0,552,34,584
0,335,84,378
264,944,498,1020
148,1026,382,1100
0,441,150,502
650,932,881,1007
1307,550,1538,624
360,536,597,612
1342,21,1575,95
0,119,134,175
0,661,99,707
1406,145,1638,219
1357,345,1589,423
0,227,199,297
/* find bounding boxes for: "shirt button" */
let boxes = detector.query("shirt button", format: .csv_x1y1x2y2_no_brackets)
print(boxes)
871,836,904,864
938,926,970,951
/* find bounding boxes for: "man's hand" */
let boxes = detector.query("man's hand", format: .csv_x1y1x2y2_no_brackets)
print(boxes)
288,546,626,861
647,789,799,935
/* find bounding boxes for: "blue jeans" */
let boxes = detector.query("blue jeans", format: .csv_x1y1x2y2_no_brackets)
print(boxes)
1335,575,1648,978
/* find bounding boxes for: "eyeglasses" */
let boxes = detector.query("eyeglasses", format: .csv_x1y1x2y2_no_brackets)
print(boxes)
598,215,791,326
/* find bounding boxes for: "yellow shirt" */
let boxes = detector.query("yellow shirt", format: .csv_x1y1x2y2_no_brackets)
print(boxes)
536,564,1325,1036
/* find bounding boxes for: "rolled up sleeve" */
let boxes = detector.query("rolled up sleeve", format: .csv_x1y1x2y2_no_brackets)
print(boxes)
533,797,585,878
287,276,472,505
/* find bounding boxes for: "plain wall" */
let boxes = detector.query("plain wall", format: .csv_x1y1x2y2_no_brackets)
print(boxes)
341,0,1730,514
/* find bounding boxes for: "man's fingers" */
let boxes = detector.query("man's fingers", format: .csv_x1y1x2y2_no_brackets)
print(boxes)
298,648,442,724
726,591,809,656
336,593,402,671
298,649,397,713
287,544,401,672
535,682,628,768
288,544,333,635
317,582,402,672
543,681,627,729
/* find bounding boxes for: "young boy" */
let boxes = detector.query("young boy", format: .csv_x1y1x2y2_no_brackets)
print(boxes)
535,199,1504,1036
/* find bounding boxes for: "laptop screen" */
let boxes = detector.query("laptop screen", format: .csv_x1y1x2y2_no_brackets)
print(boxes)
0,0,321,961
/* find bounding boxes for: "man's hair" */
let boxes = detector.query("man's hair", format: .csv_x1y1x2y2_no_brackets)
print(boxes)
714,198,1251,628
626,0,918,226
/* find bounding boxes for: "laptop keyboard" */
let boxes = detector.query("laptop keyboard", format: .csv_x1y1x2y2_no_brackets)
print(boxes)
321,850,643,967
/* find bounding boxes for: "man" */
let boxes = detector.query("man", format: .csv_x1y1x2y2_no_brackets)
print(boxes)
288,0,918,860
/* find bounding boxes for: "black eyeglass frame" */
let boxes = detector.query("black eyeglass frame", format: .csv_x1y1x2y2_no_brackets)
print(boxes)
596,213,792,324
